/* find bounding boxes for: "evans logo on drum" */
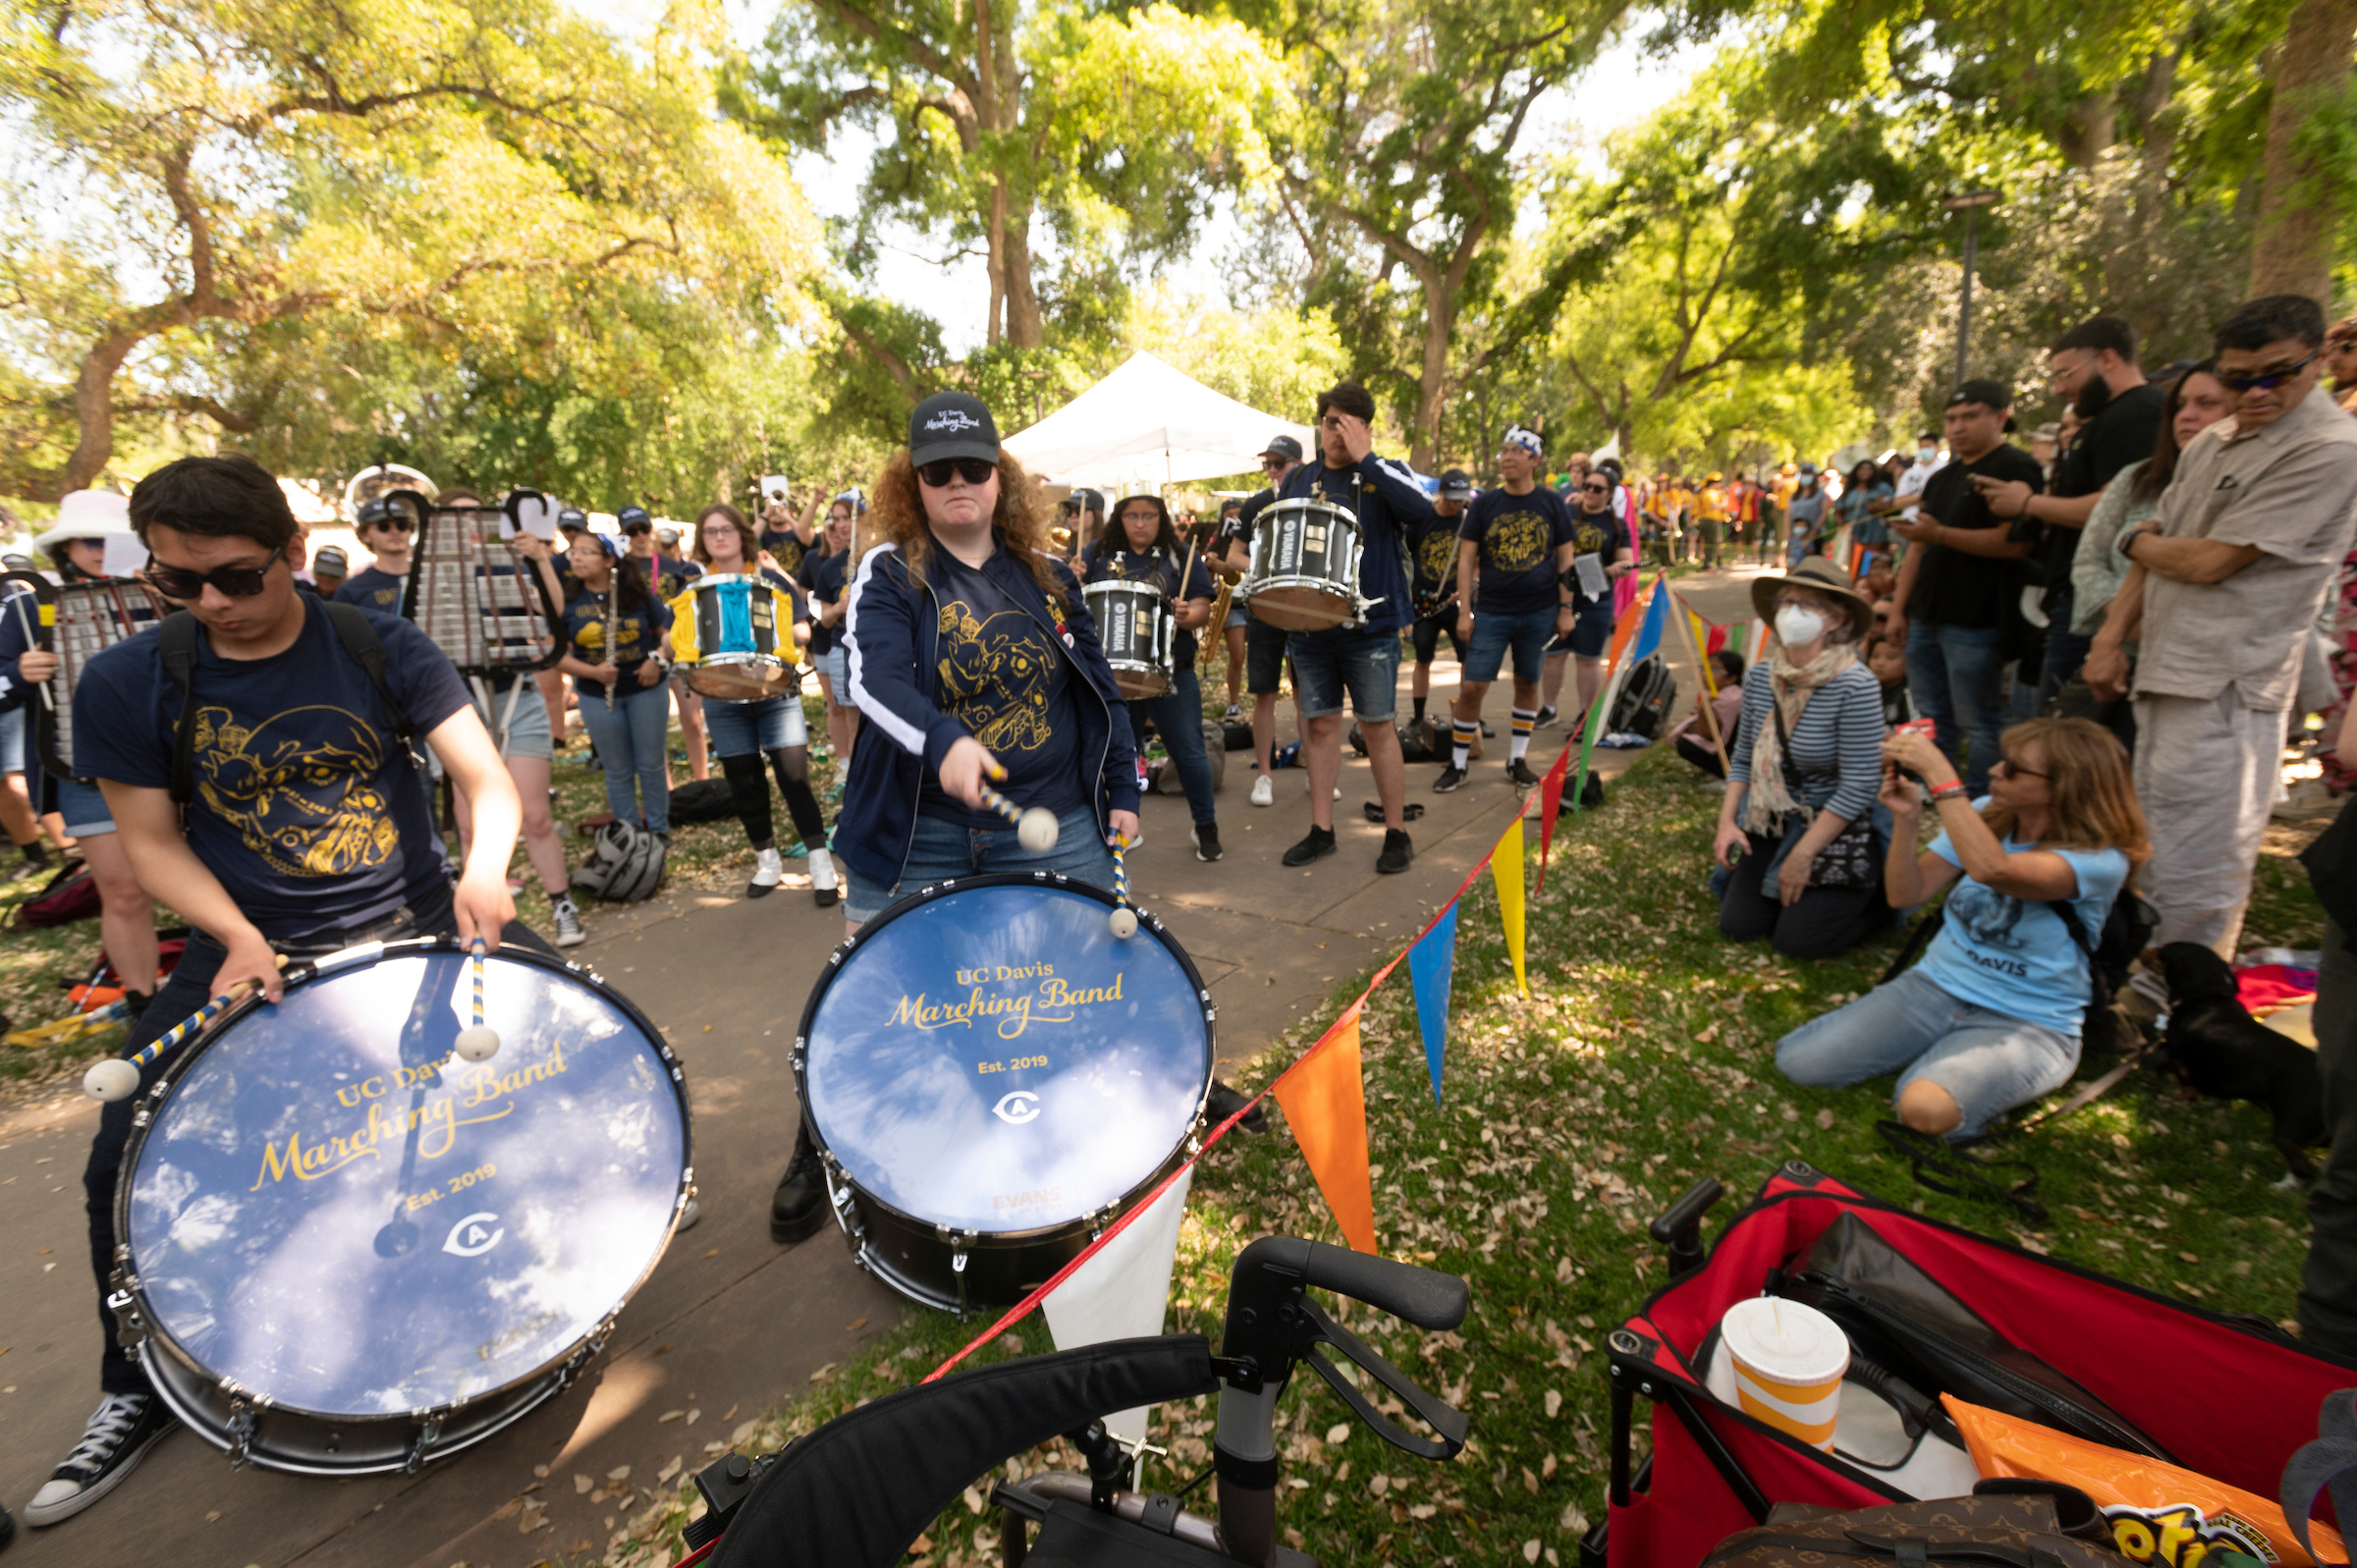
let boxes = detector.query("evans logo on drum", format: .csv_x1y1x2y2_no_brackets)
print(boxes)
993,1091,1042,1125
993,1187,1063,1213
442,1212,505,1257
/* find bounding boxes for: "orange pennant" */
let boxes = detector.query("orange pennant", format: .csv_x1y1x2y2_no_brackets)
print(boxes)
1272,1006,1377,1254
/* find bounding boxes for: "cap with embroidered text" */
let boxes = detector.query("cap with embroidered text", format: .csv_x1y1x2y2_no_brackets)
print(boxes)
908,392,1002,468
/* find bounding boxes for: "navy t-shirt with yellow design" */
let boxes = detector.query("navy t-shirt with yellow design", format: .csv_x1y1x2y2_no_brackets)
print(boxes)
1564,505,1627,610
1410,508,1464,613
1458,485,1574,616
918,549,1083,830
333,565,407,613
72,598,470,942
1080,546,1217,671
561,584,672,702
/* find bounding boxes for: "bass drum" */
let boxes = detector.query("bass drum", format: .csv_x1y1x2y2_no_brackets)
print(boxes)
112,939,691,1474
795,874,1214,1314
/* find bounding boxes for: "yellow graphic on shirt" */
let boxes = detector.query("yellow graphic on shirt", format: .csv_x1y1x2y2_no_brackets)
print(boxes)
937,602,1058,755
191,704,401,878
1482,509,1551,574
1417,525,1456,585
1569,516,1614,558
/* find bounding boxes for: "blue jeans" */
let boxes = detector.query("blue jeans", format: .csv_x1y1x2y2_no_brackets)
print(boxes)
1463,607,1555,684
1135,668,1215,826
842,802,1115,923
704,693,806,757
1288,624,1400,721
1903,622,2005,795
1776,967,2080,1139
576,679,671,833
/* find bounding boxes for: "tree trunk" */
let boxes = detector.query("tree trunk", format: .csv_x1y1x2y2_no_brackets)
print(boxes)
984,181,1009,348
2056,87,2117,169
2250,0,2357,301
1410,285,1453,471
1002,202,1044,350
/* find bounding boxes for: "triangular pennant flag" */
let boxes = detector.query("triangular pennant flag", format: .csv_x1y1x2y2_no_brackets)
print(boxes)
1271,1009,1375,1253
1407,904,1459,1105
1041,1165,1194,1451
1535,742,1569,894
1490,816,1527,997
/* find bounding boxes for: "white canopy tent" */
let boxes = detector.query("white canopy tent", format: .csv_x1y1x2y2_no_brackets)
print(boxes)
1002,351,1315,492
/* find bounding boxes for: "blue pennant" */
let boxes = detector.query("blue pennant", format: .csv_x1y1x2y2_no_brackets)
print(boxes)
1408,903,1459,1106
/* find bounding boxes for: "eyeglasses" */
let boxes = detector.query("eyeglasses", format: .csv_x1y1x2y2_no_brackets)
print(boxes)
2218,350,2320,393
1993,755,2049,781
145,557,284,600
1120,510,1160,524
917,458,997,488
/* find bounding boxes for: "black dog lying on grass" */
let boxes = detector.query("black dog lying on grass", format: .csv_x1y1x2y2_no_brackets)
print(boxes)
2156,942,2326,1177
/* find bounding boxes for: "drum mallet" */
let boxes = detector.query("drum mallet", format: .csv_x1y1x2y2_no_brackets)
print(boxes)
453,936,502,1063
980,764,1059,852
84,955,291,1103
1108,835,1138,940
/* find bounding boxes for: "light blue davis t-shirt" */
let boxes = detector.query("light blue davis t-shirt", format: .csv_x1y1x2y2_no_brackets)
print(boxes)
1917,803,2130,1036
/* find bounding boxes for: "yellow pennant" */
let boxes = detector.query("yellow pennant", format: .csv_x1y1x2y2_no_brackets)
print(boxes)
1490,816,1527,997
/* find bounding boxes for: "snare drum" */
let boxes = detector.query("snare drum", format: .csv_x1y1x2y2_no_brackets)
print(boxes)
1083,580,1174,699
112,939,690,1474
677,574,796,701
796,874,1214,1313
1244,497,1363,630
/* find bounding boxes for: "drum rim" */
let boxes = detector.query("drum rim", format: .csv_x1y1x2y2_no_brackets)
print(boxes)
113,935,693,1427
793,870,1215,1243
1082,579,1171,599
1255,494,1360,521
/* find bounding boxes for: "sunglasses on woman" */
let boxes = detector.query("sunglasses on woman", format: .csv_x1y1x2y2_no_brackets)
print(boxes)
145,557,284,599
917,458,998,488
1992,755,2049,781
2218,351,2319,393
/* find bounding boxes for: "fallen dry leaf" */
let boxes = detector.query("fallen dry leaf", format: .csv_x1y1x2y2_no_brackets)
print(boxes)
574,1474,592,1495
1525,1541,1544,1564
962,1487,985,1514
848,1317,868,1332
1543,1389,1562,1418
491,1498,522,1522
658,1410,685,1423
657,1456,683,1484
1815,1108,1836,1130
685,1409,701,1426
607,1465,631,1482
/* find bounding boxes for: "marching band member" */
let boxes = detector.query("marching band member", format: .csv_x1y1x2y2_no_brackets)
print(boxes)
803,495,863,787
769,391,1142,1242
333,499,413,610
1215,435,1306,808
674,503,839,906
1409,468,1474,729
623,506,708,784
29,455,521,1528
1083,493,1223,860
559,530,673,838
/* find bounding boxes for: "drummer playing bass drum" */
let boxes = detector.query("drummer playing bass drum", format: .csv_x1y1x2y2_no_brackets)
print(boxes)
24,455,528,1531
1081,494,1222,862
776,393,1272,1246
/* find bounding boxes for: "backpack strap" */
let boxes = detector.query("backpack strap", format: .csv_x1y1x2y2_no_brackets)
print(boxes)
319,602,423,770
2046,895,2096,957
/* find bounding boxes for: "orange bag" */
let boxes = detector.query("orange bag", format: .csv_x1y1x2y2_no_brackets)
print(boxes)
1946,1394,2346,1568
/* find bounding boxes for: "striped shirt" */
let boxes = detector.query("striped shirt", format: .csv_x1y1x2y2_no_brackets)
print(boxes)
1724,662,1886,824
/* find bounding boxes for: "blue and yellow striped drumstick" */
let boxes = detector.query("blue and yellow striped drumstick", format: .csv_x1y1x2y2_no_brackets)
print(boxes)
83,955,289,1102
980,763,1059,852
1108,834,1138,939
454,936,502,1063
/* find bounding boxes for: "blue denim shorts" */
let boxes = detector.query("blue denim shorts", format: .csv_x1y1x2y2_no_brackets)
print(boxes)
1462,607,1556,683
1558,603,1614,660
815,644,850,692
703,692,807,757
0,705,23,775
1286,624,1400,721
57,776,114,838
843,802,1115,924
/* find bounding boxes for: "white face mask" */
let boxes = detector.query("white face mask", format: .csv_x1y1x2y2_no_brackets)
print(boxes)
1776,605,1829,647
1917,446,1939,463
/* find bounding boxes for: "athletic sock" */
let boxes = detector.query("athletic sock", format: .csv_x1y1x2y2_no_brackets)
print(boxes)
1452,719,1477,770
1412,696,1427,723
1511,708,1535,763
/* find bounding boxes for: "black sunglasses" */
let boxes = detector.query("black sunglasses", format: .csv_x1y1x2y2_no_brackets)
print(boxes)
1581,482,1610,493
917,458,998,488
1993,755,2049,781
2218,350,2319,393
146,557,284,600
1261,457,1289,469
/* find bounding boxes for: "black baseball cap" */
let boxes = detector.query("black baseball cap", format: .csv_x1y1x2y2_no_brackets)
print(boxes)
557,507,587,533
908,392,1001,467
313,545,349,574
1438,468,1475,501
1946,379,2018,432
1072,488,1105,514
618,505,653,533
1260,434,1304,461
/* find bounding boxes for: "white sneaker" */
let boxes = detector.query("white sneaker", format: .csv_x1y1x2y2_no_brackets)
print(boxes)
551,897,586,948
747,845,784,898
1250,775,1274,807
1333,785,1342,801
810,846,841,908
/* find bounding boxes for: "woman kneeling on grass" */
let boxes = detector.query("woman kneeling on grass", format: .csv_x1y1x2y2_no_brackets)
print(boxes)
1776,717,2147,1138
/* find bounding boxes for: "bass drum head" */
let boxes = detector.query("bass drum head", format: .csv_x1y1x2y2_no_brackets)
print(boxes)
798,875,1212,1308
685,657,792,701
119,941,689,1473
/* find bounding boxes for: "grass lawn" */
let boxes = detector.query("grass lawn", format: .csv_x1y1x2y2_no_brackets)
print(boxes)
560,743,2328,1568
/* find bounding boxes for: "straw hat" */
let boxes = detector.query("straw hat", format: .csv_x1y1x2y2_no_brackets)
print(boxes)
33,490,134,555
1750,557,1876,644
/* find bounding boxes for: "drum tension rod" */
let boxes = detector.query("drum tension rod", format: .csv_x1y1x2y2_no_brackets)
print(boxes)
403,1411,444,1475
226,1392,257,1469
938,1224,977,1316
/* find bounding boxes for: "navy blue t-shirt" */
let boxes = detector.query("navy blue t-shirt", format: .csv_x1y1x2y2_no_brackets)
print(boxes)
1459,485,1575,616
1410,506,1466,614
917,549,1083,830
561,583,672,702
333,565,407,613
72,597,470,942
1080,546,1218,671
803,551,849,657
1564,505,1626,610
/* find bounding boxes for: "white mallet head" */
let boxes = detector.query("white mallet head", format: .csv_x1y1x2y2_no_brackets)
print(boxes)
1016,807,1059,853
84,1058,141,1102
1108,905,1138,940
454,1025,502,1063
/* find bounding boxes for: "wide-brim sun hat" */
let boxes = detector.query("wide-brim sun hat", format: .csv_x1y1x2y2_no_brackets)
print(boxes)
1751,557,1876,644
33,489,134,555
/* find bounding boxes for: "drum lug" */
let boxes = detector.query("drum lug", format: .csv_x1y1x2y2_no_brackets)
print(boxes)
402,1409,444,1474
104,1283,147,1357
951,1246,971,1316
225,1391,258,1469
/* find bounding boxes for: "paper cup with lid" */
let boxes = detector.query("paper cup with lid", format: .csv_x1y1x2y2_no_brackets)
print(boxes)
1721,1297,1848,1449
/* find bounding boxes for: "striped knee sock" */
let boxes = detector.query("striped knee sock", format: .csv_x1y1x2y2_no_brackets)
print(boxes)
1511,707,1536,763
1453,719,1477,770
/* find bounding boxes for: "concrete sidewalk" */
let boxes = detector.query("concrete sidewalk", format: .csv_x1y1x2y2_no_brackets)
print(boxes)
0,573,1778,1567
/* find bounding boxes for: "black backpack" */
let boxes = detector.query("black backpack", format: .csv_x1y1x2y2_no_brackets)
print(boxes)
1607,652,1677,739
1883,881,2158,1042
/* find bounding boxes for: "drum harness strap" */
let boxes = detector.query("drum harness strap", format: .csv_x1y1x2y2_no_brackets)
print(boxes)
159,603,425,813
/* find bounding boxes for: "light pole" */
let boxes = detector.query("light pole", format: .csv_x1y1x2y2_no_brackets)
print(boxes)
1944,189,2002,387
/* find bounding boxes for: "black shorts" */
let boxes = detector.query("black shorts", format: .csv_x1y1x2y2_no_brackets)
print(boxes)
1410,610,1464,666
1245,617,1290,695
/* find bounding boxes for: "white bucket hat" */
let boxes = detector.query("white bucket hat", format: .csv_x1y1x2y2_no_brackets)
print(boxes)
33,490,135,555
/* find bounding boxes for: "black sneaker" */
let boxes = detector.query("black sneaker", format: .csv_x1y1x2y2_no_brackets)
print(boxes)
1281,826,1337,866
1376,829,1414,874
1190,822,1223,862
1203,1078,1268,1133
1432,765,1467,793
26,1391,178,1525
1480,721,1495,737
1507,759,1544,787
1533,705,1559,730
770,1147,829,1244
